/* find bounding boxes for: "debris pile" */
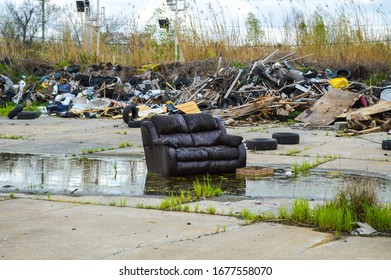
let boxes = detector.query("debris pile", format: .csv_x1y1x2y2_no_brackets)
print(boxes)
1,51,391,134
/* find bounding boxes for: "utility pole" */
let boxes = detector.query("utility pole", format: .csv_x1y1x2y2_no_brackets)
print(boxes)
166,0,186,61
39,0,49,50
83,0,104,60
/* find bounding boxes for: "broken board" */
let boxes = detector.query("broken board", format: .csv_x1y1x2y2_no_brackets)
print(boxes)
337,100,391,119
295,88,361,125
175,101,201,114
236,166,274,177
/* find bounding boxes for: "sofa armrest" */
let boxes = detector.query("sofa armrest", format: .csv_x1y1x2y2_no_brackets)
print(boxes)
218,134,243,147
153,138,178,148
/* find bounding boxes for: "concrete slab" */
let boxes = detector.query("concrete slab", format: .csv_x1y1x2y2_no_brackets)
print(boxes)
0,116,391,260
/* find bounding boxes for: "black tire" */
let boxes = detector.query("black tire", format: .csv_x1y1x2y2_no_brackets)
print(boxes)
246,138,278,151
272,132,300,144
8,105,23,119
123,105,139,124
16,111,40,119
218,98,234,109
229,93,243,106
382,140,391,151
128,120,141,128
278,76,296,88
336,68,351,79
278,72,305,88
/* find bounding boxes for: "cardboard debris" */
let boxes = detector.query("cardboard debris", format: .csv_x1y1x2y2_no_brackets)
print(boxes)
236,166,274,177
295,88,362,126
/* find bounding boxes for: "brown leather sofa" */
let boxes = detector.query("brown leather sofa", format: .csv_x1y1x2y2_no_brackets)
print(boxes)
140,113,246,176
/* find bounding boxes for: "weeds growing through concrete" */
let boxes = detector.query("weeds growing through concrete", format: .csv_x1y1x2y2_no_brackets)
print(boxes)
274,178,390,234
0,134,26,140
284,149,301,156
207,205,217,215
118,142,132,148
193,176,223,199
119,198,127,207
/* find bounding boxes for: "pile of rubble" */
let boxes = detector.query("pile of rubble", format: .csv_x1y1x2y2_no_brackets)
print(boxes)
1,51,391,134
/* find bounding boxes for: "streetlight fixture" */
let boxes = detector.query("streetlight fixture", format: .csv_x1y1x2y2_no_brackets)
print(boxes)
75,1,104,58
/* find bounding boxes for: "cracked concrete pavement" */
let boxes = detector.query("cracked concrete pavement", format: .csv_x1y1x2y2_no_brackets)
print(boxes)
1,116,391,260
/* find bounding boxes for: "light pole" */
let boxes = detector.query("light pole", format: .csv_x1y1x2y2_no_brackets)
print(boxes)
39,0,49,50
77,1,105,59
166,0,186,61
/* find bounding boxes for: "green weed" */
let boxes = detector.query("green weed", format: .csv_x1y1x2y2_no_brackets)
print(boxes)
206,205,217,215
194,203,199,213
119,198,127,207
118,142,132,148
285,149,301,156
240,208,260,223
183,204,190,212
291,199,312,224
192,176,223,199
0,134,26,140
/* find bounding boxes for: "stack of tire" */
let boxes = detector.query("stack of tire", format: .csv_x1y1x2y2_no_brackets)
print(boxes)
246,132,300,151
8,105,40,120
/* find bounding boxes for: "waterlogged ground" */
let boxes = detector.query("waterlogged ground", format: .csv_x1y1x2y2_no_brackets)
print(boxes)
1,153,391,202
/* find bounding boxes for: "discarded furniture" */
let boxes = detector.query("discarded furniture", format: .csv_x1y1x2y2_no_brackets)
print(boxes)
140,113,246,176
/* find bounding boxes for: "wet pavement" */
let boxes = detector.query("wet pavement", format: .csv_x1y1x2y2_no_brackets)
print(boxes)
0,116,391,260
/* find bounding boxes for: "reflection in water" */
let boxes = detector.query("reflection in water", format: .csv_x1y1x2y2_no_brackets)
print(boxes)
243,171,391,202
1,153,391,201
0,153,147,196
144,172,246,196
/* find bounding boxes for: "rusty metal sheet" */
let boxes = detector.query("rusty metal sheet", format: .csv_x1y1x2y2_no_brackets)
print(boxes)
295,88,361,125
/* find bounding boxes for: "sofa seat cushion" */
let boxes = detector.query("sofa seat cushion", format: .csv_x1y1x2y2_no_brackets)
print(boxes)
201,145,239,160
176,147,209,161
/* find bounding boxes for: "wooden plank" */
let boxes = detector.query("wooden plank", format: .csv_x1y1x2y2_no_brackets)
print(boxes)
344,100,391,118
136,104,150,111
174,101,201,114
356,127,382,135
295,88,361,125
236,166,274,177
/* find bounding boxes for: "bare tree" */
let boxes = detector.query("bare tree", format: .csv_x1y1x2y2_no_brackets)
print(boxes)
0,0,60,45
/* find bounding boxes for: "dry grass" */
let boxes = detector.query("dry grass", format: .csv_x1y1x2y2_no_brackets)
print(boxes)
1,1,390,77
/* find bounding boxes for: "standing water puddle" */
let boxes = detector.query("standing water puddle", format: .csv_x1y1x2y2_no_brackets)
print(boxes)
1,153,391,202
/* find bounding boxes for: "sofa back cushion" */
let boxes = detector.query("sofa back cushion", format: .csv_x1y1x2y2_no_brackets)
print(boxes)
191,130,222,147
183,113,219,132
151,114,188,134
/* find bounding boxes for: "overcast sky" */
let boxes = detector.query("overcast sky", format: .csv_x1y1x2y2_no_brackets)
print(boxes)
9,0,391,34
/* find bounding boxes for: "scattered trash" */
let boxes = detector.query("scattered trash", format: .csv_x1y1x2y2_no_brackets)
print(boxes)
2,50,391,135
351,222,377,236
